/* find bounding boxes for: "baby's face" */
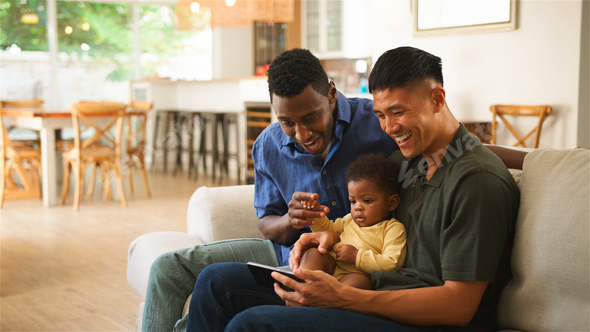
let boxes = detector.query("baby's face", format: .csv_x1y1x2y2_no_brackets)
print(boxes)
348,179,399,227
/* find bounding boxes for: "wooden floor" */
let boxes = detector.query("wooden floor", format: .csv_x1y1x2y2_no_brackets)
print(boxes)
0,170,237,331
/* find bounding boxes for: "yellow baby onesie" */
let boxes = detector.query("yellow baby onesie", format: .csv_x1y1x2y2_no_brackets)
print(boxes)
310,214,406,280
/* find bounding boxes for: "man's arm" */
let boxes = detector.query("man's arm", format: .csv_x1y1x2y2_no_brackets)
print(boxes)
258,214,303,246
273,269,488,327
348,279,488,326
484,144,529,170
258,192,330,246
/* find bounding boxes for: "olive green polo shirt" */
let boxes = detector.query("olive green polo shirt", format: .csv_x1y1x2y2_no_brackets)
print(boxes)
373,125,520,332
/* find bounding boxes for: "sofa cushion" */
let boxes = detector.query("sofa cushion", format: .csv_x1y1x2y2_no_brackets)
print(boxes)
497,149,590,331
507,168,522,184
187,185,262,243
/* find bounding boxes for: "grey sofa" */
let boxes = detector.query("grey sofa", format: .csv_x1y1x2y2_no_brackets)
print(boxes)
127,148,590,331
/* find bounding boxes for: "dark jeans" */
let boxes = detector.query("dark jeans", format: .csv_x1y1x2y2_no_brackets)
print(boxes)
186,262,422,332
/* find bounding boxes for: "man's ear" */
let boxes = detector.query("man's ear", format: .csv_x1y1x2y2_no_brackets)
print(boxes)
389,194,400,211
328,81,338,106
431,86,446,111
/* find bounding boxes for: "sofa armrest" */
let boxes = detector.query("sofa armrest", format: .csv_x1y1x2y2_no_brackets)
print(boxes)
186,185,263,243
127,231,204,300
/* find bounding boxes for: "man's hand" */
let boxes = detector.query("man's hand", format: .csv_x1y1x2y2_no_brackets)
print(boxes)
272,269,348,308
289,230,340,270
336,244,358,264
258,192,330,245
272,270,489,327
288,192,329,229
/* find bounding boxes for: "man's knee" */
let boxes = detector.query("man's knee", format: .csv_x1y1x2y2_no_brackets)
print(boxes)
197,263,243,289
148,250,201,290
225,306,278,332
195,264,218,287
149,252,177,279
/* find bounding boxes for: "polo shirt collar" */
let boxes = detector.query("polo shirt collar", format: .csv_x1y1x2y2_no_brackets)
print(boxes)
419,124,472,188
280,90,351,151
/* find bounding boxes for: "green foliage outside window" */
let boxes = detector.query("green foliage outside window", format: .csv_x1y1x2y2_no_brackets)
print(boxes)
0,0,211,81
1,0,48,51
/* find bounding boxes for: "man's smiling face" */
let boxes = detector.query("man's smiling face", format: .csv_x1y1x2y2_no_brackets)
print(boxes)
273,84,337,160
372,84,441,159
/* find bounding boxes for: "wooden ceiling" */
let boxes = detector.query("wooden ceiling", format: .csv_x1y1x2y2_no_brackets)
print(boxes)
177,0,294,28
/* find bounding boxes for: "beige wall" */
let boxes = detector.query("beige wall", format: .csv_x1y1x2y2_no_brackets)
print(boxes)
368,0,586,149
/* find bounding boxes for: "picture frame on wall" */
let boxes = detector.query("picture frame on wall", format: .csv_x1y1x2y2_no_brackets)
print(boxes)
413,0,517,37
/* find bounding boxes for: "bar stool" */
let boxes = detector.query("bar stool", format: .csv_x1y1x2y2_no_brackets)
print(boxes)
153,110,240,184
189,113,218,181
211,113,225,183
151,109,182,174
172,112,188,176
188,112,240,185
153,111,207,179
187,112,207,179
216,113,240,185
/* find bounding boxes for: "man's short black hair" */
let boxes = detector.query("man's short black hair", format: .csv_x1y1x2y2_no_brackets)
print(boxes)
368,46,443,93
267,48,330,101
346,154,400,196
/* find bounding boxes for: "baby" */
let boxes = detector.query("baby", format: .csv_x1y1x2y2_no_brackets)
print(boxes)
299,154,406,290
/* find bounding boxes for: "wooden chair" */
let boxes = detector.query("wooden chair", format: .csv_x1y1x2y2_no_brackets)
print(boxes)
125,100,153,197
490,104,552,149
0,115,42,208
60,101,127,211
0,99,43,146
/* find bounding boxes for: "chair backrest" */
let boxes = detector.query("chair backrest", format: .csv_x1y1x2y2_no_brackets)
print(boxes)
70,101,126,155
489,104,552,149
0,113,41,203
0,116,6,163
1,99,44,108
0,116,4,198
0,115,18,156
1,100,44,142
126,100,153,150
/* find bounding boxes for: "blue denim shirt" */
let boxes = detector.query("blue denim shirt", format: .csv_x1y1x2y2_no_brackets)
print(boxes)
252,91,399,265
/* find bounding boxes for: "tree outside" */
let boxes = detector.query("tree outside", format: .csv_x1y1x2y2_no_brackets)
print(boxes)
0,0,212,81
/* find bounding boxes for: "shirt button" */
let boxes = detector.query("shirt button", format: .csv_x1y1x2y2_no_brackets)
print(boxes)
322,170,327,175
332,201,337,206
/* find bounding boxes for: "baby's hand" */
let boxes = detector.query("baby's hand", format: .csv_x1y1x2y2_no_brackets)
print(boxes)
336,244,358,264
301,196,320,210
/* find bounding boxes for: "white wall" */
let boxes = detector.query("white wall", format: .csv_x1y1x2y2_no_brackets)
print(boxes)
0,51,129,110
368,0,585,149
212,26,254,79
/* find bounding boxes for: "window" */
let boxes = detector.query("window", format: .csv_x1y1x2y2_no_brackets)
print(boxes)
0,0,48,52
0,1,212,108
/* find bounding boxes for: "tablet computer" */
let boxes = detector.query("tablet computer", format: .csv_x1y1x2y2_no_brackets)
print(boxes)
247,262,304,291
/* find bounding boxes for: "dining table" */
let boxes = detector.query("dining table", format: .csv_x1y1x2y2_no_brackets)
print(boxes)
1,106,137,207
